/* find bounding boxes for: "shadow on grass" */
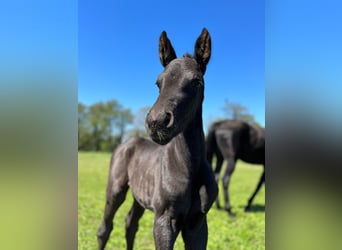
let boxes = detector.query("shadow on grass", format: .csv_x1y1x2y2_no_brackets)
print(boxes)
241,204,265,213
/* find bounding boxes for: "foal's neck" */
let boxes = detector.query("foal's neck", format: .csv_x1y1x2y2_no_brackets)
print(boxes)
159,105,205,187
173,106,205,164
184,107,205,146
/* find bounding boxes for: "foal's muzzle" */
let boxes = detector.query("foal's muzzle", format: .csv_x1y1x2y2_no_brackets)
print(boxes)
145,111,175,145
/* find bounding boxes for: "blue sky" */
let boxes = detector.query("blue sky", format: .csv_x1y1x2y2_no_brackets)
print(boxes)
1,0,340,138
79,0,265,128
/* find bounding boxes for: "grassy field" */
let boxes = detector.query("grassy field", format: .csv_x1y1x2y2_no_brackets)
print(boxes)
78,151,265,250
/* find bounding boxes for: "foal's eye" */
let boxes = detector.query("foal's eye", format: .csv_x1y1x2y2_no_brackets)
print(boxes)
192,79,203,87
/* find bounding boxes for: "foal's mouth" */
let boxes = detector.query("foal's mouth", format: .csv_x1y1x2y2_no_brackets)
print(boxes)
148,122,180,145
145,110,179,145
149,128,172,145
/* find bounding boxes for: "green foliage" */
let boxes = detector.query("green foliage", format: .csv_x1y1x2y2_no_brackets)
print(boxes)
127,106,151,138
78,100,133,152
78,152,265,249
222,100,257,125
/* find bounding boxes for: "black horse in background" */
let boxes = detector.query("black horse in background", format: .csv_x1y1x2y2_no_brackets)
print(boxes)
206,119,265,217
97,28,218,250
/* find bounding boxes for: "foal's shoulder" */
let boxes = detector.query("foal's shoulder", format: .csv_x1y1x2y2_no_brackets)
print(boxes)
113,137,158,159
123,136,159,150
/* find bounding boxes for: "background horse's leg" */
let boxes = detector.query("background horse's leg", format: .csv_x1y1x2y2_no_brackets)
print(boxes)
245,168,265,211
222,157,236,217
153,214,180,250
213,153,224,209
125,199,145,250
97,184,129,250
181,213,208,250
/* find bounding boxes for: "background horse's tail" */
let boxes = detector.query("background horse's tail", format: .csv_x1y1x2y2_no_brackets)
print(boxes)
206,124,219,167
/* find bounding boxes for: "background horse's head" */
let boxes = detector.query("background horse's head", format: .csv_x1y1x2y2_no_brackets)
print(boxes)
146,28,211,145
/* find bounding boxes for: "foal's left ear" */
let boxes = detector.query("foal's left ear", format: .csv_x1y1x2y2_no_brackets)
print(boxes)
159,31,177,67
194,28,211,74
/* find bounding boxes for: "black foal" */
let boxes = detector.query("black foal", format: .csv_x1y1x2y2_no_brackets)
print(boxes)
97,28,218,250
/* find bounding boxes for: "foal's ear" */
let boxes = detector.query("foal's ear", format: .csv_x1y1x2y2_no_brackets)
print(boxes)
159,31,177,67
194,28,211,74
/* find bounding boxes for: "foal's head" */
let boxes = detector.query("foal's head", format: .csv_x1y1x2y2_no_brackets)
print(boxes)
146,28,211,145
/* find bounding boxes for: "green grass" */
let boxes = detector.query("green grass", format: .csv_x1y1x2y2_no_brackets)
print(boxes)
78,151,265,250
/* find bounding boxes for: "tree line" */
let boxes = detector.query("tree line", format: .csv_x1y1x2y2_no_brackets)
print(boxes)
78,100,149,152
78,99,261,152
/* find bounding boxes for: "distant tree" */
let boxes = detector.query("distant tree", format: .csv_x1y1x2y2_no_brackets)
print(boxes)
78,103,92,150
78,103,86,140
78,99,133,152
88,102,111,151
129,106,150,138
222,100,256,124
114,107,134,144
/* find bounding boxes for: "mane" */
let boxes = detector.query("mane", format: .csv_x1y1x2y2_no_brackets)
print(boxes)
183,53,193,59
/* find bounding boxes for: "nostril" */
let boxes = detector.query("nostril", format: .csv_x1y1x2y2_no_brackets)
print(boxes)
146,111,174,130
145,115,156,130
165,111,174,128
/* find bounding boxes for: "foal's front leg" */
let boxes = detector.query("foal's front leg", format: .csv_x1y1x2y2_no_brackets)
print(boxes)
153,213,180,250
181,213,208,250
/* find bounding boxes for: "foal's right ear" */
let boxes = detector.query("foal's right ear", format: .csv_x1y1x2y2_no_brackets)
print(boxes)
159,31,177,67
